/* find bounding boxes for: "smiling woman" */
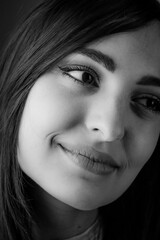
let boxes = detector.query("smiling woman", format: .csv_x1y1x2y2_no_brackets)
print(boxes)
1,0,160,240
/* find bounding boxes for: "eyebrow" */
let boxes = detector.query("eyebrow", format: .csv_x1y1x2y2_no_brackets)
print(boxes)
137,76,160,87
77,48,116,72
75,48,160,87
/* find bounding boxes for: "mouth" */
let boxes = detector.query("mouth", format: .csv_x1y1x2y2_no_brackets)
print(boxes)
58,143,120,176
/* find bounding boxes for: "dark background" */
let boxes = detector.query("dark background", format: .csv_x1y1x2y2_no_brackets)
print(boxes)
0,0,42,52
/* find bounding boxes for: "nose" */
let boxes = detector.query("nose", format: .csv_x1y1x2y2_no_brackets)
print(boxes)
85,96,126,142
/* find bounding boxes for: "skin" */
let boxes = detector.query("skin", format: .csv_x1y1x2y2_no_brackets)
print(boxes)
18,22,160,239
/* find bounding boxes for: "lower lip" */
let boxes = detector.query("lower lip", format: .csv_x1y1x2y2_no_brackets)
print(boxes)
59,145,116,176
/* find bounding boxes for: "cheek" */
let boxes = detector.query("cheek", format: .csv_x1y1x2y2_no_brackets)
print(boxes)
129,124,160,168
20,76,82,138
17,74,86,177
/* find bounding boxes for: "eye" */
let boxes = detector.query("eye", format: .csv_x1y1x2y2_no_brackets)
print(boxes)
58,65,99,87
133,95,160,114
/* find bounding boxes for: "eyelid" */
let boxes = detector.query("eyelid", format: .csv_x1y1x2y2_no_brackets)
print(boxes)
59,64,100,78
132,93,160,101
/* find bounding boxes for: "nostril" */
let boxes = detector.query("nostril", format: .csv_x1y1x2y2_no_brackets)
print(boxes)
93,128,99,131
91,126,125,142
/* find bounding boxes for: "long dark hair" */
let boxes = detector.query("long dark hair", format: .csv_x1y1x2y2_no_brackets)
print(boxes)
0,0,160,239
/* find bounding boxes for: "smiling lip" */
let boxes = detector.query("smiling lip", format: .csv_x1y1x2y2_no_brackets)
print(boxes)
58,143,120,175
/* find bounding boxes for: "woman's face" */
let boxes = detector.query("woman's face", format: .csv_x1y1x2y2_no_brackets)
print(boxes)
18,22,160,210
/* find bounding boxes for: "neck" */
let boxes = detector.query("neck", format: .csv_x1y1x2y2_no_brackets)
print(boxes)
28,181,98,240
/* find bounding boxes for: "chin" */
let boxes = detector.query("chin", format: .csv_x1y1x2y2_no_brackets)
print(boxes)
68,201,99,211
66,190,126,211
64,195,109,211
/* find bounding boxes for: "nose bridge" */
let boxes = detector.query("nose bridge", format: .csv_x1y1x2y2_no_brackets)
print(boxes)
85,90,126,141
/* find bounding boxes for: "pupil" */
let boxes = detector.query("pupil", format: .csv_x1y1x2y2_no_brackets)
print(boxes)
82,72,93,83
147,99,157,109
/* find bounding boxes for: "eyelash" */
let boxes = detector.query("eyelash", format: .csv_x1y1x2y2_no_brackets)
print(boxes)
58,64,160,116
58,65,100,88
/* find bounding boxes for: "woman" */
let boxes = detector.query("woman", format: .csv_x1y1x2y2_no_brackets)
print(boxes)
1,0,160,239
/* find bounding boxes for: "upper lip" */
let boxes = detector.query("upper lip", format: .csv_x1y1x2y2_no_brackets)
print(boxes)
58,142,121,169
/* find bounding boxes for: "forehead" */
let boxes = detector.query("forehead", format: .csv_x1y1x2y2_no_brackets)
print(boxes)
88,21,160,76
